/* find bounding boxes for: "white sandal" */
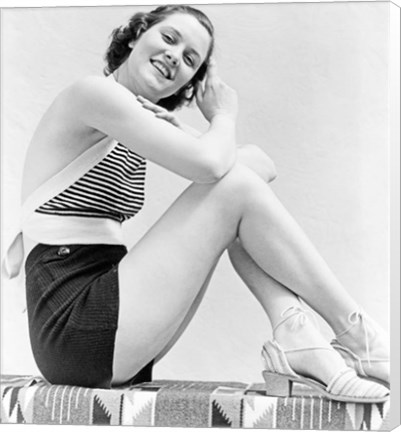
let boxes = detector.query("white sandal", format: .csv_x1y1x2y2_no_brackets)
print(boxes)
261,307,390,403
331,309,390,389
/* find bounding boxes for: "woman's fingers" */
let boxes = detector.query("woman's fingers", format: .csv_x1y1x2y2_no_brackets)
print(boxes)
137,96,167,114
204,58,220,88
137,95,165,112
155,112,180,127
137,96,180,127
206,58,218,79
195,82,204,101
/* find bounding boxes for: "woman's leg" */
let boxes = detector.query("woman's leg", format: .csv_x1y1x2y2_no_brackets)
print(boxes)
228,239,389,385
111,162,375,385
113,164,255,384
153,260,219,363
227,239,351,384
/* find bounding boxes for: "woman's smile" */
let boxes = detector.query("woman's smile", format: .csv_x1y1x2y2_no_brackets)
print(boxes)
150,59,174,80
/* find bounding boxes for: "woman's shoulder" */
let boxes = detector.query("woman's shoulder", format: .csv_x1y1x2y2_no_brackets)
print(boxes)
66,74,128,100
62,74,136,119
70,73,115,89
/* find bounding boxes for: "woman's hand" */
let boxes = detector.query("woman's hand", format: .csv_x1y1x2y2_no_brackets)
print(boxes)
137,95,203,137
137,95,182,128
196,60,238,123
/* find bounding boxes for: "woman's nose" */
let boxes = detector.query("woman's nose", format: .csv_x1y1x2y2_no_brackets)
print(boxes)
165,50,179,67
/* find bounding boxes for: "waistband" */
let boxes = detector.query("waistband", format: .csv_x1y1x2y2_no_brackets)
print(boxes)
24,213,124,245
3,214,124,279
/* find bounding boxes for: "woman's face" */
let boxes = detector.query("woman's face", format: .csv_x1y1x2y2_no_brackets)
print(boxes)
124,13,211,102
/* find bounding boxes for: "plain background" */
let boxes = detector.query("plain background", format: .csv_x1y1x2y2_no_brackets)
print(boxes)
1,2,391,383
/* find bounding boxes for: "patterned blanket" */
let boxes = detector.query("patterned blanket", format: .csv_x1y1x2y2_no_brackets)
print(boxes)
0,375,390,429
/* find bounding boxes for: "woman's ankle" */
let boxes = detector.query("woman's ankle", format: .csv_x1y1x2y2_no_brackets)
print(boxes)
334,311,389,357
274,312,329,351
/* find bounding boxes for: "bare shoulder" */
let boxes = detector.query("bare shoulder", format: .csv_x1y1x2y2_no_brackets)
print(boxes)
68,74,117,93
65,75,133,107
33,75,118,127
63,74,142,128
36,75,120,134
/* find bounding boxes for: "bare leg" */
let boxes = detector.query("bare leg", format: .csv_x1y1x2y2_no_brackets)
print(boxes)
113,164,255,384
235,187,360,332
153,260,219,363
228,239,389,385
112,163,379,385
228,238,307,325
227,239,349,384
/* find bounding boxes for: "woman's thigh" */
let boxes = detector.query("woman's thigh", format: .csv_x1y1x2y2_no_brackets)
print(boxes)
112,164,264,385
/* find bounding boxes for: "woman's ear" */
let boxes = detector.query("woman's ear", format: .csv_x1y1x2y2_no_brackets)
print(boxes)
128,40,135,49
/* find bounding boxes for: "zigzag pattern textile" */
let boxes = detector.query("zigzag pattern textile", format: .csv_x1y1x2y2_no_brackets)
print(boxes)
1,375,390,429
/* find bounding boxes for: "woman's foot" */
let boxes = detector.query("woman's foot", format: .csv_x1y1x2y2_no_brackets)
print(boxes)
332,310,390,386
262,305,389,402
273,306,351,385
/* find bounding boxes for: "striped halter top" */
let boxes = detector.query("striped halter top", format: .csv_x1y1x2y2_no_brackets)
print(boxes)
35,142,147,223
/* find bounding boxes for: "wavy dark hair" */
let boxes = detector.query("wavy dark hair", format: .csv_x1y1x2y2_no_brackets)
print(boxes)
104,5,214,111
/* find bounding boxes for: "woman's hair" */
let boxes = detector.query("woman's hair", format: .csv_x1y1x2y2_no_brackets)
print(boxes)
104,5,214,111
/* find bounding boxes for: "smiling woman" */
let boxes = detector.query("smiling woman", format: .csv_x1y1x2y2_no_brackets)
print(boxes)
2,3,390,403
118,15,211,102
104,5,214,110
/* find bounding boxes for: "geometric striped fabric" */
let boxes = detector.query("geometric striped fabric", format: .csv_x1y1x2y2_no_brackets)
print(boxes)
36,143,146,223
0,375,390,429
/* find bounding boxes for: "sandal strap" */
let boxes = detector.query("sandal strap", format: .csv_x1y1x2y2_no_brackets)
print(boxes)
332,339,389,362
327,367,388,399
331,339,389,379
272,304,318,337
262,342,333,376
335,309,372,368
262,340,295,376
284,346,333,354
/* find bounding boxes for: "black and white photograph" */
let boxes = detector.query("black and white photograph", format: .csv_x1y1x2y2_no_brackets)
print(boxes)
1,0,400,430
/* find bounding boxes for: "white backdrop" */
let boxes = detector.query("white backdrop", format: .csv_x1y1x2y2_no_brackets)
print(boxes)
1,2,390,383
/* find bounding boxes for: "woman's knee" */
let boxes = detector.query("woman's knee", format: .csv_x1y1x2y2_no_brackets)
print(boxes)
214,161,269,200
236,144,277,183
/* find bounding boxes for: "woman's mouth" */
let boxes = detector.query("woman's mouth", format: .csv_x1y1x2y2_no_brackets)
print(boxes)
150,59,173,80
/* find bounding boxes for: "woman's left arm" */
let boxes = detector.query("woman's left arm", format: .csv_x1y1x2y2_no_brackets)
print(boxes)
138,98,277,183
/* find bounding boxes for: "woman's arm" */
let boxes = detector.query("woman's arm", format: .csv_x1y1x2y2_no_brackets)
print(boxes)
67,68,237,184
137,97,277,183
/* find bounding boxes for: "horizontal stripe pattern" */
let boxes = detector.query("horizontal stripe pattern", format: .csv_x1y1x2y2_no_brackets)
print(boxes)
36,143,146,222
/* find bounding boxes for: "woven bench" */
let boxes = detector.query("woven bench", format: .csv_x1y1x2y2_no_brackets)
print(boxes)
0,374,390,429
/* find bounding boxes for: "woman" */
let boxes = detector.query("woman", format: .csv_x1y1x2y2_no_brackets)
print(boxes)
3,5,389,400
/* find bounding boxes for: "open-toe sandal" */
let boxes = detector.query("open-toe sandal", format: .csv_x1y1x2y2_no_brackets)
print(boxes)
261,306,389,403
262,340,389,403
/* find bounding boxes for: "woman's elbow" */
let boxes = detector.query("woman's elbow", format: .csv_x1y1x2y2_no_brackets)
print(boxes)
193,157,235,184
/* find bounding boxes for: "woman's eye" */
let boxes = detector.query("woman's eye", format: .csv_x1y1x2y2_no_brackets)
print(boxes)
162,33,175,44
184,55,194,67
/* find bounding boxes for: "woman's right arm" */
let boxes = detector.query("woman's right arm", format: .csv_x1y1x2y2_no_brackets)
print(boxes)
67,67,238,183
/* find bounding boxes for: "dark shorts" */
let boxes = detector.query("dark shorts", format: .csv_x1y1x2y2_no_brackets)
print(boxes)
25,243,153,389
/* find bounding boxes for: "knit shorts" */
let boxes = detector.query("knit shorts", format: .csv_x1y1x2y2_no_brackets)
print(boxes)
25,243,153,389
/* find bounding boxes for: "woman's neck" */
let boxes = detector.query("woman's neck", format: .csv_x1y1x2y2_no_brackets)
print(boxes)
112,64,159,104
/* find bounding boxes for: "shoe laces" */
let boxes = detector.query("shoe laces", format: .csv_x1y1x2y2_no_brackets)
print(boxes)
273,305,318,335
337,309,371,368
